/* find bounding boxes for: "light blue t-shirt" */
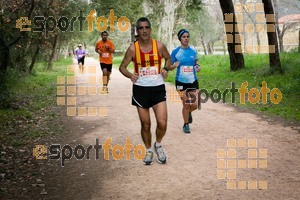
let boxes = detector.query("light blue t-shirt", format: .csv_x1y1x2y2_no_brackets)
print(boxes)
171,46,198,83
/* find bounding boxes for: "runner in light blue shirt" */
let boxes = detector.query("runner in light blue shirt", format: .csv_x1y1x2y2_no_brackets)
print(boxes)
170,29,201,134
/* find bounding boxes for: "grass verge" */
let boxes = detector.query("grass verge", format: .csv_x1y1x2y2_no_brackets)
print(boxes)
0,58,72,146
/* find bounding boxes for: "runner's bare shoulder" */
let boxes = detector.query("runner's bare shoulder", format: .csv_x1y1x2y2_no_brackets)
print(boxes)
155,40,169,57
126,43,136,59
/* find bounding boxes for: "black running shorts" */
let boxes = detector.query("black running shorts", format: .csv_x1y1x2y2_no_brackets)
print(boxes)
100,63,112,72
78,57,85,65
175,80,199,92
132,84,166,108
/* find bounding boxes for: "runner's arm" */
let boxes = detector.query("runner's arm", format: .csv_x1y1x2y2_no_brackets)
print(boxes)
119,45,135,79
169,61,180,71
158,42,172,71
95,43,101,54
194,51,200,72
108,43,115,53
169,50,180,71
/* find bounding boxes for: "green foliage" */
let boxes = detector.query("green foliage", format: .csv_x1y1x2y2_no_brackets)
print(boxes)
0,0,90,73
86,0,144,49
178,1,223,50
0,58,71,146
113,55,134,70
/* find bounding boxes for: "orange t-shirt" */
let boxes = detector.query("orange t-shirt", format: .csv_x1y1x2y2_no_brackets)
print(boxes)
95,39,115,64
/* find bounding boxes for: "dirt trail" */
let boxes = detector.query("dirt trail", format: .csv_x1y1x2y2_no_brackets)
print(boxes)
44,57,300,200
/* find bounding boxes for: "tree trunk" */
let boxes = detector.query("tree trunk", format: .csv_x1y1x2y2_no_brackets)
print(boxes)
64,43,69,59
278,31,284,52
47,34,59,71
277,30,283,52
211,41,215,52
219,0,244,71
207,41,213,55
273,0,282,52
0,32,9,73
262,0,282,73
277,24,284,52
29,45,40,74
256,32,261,52
56,44,61,61
201,38,207,55
0,13,9,73
0,29,10,108
298,29,300,52
223,40,227,55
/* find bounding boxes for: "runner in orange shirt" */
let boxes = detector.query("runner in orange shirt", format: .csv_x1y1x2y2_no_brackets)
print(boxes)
95,31,115,94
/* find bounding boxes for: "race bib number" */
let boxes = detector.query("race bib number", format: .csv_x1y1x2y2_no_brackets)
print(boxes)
102,53,109,58
139,66,158,80
181,66,194,83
